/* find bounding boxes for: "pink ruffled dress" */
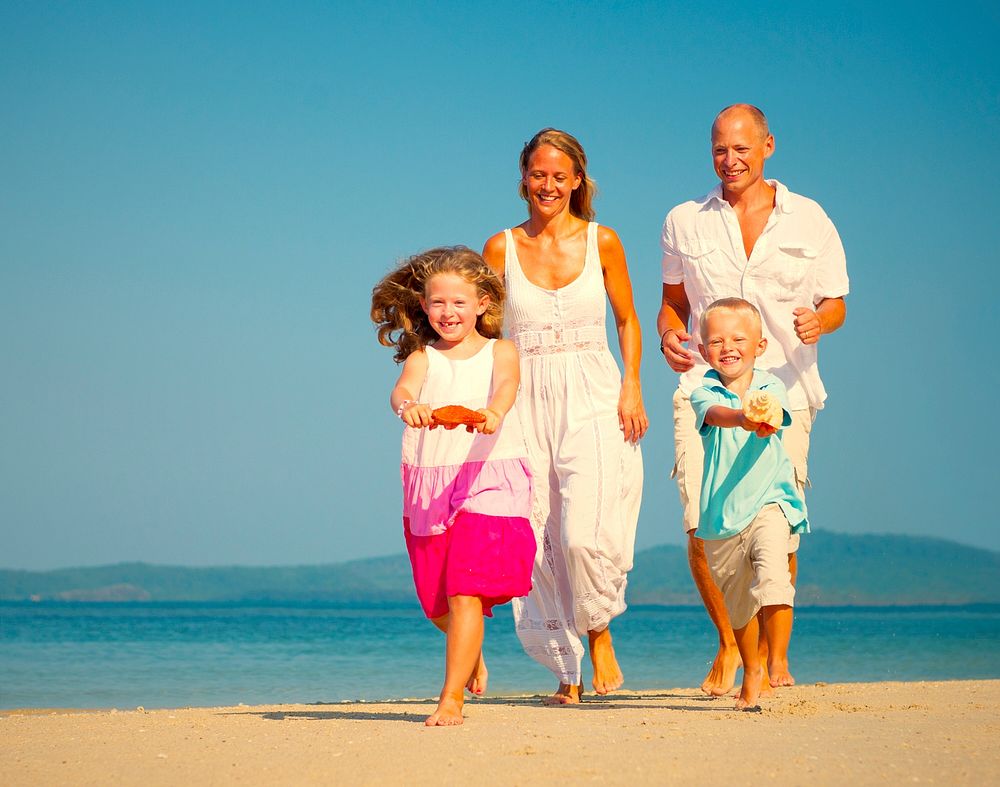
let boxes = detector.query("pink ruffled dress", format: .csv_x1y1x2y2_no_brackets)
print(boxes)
400,339,535,618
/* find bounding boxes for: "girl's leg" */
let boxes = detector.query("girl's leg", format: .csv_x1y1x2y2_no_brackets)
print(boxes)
426,595,484,726
430,613,488,695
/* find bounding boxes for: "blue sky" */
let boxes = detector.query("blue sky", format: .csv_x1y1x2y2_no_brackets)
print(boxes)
2,1,997,569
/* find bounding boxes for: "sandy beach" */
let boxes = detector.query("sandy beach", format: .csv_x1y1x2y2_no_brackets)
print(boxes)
2,680,998,786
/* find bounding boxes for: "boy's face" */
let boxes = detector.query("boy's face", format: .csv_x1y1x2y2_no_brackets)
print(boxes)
699,308,767,385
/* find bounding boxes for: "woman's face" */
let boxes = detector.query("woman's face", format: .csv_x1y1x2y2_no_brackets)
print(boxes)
522,144,582,218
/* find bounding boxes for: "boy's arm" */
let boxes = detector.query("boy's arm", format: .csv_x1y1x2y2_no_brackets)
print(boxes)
703,405,759,433
478,339,519,434
391,350,432,428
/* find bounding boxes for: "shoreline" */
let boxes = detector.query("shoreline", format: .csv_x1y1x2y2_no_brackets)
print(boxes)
4,680,998,785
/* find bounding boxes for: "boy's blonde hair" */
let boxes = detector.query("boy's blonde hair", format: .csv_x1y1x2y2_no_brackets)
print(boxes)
371,246,505,363
699,297,762,337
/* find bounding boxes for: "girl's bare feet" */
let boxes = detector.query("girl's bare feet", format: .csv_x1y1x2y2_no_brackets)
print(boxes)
466,655,488,696
425,692,464,726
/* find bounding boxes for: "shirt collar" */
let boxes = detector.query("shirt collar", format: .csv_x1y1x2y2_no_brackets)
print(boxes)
705,179,793,214
701,368,775,395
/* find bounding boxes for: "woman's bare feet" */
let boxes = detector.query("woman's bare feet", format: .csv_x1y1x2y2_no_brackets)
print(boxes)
735,664,764,711
542,683,583,705
425,692,464,726
589,628,624,695
465,654,488,696
701,643,741,697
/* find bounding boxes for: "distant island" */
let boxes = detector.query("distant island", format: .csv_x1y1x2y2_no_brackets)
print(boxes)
2,530,998,606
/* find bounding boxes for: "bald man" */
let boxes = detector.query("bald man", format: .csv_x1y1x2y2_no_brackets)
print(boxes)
657,104,849,695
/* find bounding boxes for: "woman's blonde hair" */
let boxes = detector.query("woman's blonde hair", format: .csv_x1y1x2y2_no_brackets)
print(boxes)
371,246,505,363
518,128,597,221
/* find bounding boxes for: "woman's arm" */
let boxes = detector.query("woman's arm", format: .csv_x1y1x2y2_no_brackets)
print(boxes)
391,350,432,428
598,225,648,442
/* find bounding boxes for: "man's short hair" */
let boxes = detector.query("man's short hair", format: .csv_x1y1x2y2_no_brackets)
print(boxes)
713,104,770,140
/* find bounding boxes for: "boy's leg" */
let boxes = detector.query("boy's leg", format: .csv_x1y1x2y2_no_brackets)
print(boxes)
748,505,797,688
762,604,795,687
732,615,765,710
426,595,484,727
674,391,741,696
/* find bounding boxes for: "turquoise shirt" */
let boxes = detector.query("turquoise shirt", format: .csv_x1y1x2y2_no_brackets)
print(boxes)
690,370,809,540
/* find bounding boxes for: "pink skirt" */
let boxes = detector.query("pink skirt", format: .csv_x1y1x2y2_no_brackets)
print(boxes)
403,512,536,619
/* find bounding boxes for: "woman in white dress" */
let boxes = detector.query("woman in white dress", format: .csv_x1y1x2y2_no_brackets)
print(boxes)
482,128,647,704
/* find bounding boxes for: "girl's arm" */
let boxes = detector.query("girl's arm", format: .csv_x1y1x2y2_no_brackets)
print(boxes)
477,339,520,435
598,225,649,443
391,350,432,428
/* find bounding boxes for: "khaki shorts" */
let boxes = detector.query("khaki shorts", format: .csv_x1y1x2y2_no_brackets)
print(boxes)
702,504,795,629
671,388,814,551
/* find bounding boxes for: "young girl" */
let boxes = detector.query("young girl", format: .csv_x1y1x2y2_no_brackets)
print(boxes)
370,246,535,727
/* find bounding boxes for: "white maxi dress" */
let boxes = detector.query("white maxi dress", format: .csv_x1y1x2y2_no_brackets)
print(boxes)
504,222,643,685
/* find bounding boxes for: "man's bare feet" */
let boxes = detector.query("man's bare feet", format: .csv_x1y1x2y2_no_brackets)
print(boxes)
768,656,795,687
700,643,741,696
465,654,488,696
542,683,583,705
735,664,764,710
425,693,464,726
589,628,624,695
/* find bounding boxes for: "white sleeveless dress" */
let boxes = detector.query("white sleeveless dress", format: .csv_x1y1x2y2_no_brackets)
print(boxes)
503,222,643,685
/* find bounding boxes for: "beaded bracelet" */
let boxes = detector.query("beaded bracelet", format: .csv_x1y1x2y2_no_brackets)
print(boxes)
396,399,414,419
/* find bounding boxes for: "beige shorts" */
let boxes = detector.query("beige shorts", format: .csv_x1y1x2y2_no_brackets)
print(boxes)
671,388,814,552
702,504,796,629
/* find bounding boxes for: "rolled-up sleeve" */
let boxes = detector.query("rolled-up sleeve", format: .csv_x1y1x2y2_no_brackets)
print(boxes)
813,216,849,304
660,213,684,285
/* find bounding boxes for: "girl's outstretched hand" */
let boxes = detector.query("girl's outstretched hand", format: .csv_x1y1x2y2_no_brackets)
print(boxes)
475,408,502,435
401,402,433,429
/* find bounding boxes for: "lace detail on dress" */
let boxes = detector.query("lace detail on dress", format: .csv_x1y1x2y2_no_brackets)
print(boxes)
510,316,608,357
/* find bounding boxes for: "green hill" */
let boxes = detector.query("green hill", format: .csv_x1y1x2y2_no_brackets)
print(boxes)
2,530,997,606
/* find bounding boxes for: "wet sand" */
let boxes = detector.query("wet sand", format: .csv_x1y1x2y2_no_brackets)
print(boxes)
3,680,998,785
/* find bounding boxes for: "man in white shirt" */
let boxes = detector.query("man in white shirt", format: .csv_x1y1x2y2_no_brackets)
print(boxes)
657,104,849,695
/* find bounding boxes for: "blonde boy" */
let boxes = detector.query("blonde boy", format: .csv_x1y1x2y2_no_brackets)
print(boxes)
690,297,808,710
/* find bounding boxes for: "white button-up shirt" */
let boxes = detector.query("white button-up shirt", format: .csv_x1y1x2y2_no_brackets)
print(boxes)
661,180,849,410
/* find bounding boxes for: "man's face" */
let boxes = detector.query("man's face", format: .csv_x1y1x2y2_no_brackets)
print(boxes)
711,111,774,196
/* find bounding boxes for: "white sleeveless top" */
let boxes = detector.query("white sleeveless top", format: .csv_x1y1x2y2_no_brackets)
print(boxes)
400,339,531,536
502,222,610,358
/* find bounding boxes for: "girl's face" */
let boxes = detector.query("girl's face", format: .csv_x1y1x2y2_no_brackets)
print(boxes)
522,144,581,219
420,273,488,347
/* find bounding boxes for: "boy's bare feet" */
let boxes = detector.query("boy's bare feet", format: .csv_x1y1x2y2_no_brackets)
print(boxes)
589,628,624,695
735,664,765,710
543,683,583,705
701,643,741,696
465,654,488,696
425,693,464,726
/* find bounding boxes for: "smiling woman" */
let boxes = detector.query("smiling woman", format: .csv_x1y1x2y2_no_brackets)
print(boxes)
481,128,647,705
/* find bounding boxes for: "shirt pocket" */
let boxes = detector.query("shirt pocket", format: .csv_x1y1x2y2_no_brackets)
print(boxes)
769,242,817,302
677,240,725,299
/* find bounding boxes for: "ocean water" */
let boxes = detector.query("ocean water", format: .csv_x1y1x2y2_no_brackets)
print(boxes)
2,602,999,710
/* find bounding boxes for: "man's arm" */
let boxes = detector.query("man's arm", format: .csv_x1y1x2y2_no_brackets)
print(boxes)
657,282,696,372
793,296,846,345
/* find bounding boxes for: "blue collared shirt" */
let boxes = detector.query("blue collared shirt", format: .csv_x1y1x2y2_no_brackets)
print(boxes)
690,369,809,540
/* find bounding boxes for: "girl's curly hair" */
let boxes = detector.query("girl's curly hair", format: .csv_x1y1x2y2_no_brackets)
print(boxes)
370,246,505,363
